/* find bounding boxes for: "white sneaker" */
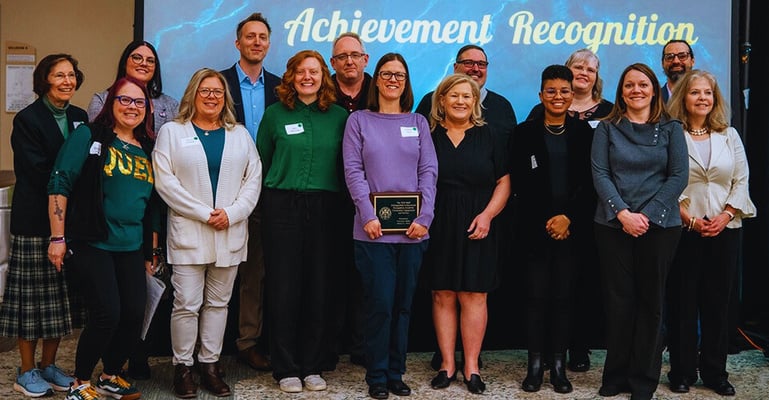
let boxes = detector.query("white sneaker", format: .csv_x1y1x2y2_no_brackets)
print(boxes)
303,374,327,391
279,377,302,393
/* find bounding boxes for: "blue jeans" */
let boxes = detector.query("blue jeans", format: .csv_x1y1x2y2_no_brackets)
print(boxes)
354,240,428,385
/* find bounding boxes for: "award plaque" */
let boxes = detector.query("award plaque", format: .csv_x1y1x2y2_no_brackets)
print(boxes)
370,192,421,233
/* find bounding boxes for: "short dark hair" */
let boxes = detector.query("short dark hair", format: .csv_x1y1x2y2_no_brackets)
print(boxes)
33,54,84,96
367,53,414,113
94,76,155,140
114,40,164,98
662,39,694,61
455,44,487,62
237,12,271,39
541,64,573,90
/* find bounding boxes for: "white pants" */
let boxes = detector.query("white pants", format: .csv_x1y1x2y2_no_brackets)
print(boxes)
170,263,238,366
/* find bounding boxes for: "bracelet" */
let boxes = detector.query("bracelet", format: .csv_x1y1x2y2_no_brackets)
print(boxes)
49,236,65,243
152,247,163,256
723,210,735,220
687,216,696,231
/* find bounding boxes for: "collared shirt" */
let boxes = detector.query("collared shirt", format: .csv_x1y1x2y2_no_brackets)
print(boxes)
236,62,265,142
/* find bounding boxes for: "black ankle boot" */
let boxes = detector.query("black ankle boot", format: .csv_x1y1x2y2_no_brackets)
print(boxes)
550,353,573,393
522,352,544,392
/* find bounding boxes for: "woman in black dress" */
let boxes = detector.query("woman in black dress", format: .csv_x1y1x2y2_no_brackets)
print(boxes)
424,73,510,394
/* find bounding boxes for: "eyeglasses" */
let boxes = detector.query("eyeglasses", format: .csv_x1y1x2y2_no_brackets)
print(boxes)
198,88,225,98
50,72,77,82
129,53,156,66
378,71,407,81
542,88,573,99
663,51,691,62
456,59,489,69
332,52,366,62
114,95,147,108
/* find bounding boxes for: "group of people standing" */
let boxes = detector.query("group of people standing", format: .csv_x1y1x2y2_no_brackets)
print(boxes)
0,9,755,400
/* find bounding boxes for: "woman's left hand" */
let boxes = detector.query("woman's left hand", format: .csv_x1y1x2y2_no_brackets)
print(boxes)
406,222,428,240
208,208,230,231
468,213,492,240
145,260,155,275
700,213,730,237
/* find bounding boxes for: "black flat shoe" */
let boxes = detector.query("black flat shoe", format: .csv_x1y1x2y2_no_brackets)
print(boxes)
464,373,486,394
369,383,389,399
387,380,411,396
705,380,736,396
430,370,456,389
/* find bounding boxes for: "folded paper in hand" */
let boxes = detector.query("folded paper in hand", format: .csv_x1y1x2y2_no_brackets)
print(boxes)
141,272,166,340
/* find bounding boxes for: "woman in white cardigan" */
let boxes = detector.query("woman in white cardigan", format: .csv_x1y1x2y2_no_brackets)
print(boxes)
665,69,755,397
152,68,261,398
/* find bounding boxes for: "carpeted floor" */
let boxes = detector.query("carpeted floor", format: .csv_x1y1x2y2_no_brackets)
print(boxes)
1,332,768,399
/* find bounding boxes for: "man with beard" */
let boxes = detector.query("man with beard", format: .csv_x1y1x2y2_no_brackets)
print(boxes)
220,11,280,373
660,40,695,102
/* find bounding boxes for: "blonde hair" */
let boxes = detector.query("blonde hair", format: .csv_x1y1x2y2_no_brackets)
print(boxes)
667,69,730,133
429,74,485,130
175,68,237,129
565,48,604,102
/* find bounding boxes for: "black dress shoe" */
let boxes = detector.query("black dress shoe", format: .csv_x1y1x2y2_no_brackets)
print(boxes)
369,383,389,399
464,373,486,394
705,380,736,396
387,380,411,396
567,349,590,372
430,370,456,389
668,378,690,393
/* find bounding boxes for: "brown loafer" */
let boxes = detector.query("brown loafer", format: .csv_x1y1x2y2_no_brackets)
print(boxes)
198,362,231,397
173,364,197,399
238,346,272,371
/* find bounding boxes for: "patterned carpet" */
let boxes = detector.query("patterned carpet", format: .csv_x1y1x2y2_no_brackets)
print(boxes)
1,332,768,399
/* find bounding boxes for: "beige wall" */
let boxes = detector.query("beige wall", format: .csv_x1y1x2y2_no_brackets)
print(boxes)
0,0,134,170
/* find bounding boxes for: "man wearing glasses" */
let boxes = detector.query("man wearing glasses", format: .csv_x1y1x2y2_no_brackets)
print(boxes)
330,32,372,113
220,12,280,373
415,44,517,372
660,39,695,102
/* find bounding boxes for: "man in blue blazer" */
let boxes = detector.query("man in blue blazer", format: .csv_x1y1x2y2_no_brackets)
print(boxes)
219,11,280,373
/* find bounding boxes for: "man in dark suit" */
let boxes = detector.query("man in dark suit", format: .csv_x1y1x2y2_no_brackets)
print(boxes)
220,11,280,372
660,39,695,102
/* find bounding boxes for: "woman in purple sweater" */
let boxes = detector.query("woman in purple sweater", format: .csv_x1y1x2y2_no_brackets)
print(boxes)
342,53,438,400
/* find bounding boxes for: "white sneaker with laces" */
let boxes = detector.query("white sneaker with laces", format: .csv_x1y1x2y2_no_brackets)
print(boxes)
303,374,327,391
279,377,303,393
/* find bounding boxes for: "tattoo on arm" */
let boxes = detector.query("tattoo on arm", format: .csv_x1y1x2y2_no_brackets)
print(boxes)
53,197,64,221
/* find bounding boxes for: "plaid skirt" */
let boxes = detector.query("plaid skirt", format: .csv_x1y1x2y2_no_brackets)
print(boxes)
0,235,85,339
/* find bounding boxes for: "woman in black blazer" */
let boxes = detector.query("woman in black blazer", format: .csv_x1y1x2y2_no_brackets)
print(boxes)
510,65,595,395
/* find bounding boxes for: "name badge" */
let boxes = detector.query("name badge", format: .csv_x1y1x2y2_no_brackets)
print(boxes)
530,155,538,169
89,142,102,156
182,136,199,147
73,121,84,129
400,126,418,137
285,123,305,135
588,120,600,129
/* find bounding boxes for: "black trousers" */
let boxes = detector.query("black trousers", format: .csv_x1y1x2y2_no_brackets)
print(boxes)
595,224,681,397
524,238,576,354
69,242,146,380
666,228,741,385
261,188,342,381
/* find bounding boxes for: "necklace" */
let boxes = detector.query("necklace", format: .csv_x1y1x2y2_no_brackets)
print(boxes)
115,136,131,150
194,121,220,136
544,123,566,135
689,127,710,136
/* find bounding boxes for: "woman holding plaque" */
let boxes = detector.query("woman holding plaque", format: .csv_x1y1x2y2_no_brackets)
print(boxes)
423,73,509,394
343,52,438,400
256,50,348,394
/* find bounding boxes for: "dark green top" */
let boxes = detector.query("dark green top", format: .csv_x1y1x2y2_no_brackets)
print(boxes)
256,100,347,192
48,125,154,251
